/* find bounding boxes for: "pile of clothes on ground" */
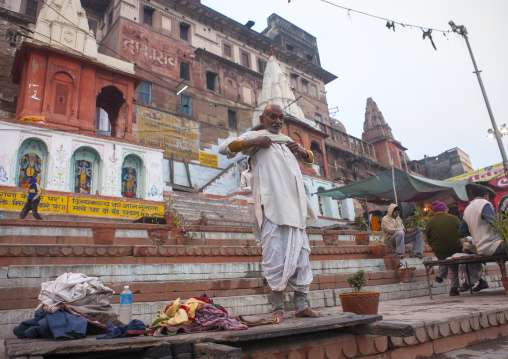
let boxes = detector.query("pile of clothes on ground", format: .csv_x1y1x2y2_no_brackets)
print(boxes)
14,272,121,339
14,274,247,341
150,294,247,335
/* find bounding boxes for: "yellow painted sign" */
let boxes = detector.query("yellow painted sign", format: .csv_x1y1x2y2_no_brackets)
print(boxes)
137,106,200,161
68,197,163,218
0,189,163,219
446,162,504,182
199,152,218,168
0,190,67,213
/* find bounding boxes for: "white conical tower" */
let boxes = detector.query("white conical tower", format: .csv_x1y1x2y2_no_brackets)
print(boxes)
254,54,307,127
32,0,98,59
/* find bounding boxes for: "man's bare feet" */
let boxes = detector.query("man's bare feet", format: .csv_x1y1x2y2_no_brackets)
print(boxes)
270,311,283,324
295,307,323,318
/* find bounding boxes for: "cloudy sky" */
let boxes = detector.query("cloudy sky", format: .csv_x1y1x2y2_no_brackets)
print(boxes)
202,0,508,170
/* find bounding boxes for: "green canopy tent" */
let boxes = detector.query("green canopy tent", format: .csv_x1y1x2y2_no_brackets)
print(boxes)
316,168,471,206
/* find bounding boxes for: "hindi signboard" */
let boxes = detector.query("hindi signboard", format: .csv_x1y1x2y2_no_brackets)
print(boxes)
137,106,199,161
199,152,218,167
446,162,504,182
0,189,163,219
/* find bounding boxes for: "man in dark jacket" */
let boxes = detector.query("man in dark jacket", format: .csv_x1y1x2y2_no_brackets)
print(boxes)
20,175,43,220
425,200,463,296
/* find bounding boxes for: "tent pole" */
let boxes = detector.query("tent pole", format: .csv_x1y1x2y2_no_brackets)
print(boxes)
392,161,398,203
365,195,371,230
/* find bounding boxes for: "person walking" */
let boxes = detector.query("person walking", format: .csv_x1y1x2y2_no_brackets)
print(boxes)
20,175,43,220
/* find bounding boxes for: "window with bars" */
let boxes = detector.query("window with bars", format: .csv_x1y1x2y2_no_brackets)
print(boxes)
290,75,298,90
228,110,237,129
25,0,38,18
224,44,232,58
181,94,191,115
180,23,190,41
258,59,267,74
143,7,154,26
180,62,190,80
311,84,318,97
206,72,217,91
301,79,308,94
241,52,249,68
138,81,152,103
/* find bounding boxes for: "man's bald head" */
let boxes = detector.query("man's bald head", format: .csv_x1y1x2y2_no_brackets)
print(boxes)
260,104,284,134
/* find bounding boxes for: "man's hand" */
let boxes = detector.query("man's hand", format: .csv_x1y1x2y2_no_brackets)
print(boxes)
242,136,272,150
406,228,415,233
286,141,308,158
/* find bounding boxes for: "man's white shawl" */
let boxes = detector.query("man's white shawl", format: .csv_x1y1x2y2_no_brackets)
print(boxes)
219,130,318,229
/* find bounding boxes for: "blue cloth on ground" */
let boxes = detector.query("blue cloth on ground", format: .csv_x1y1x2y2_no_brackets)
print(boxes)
13,309,87,339
96,319,146,339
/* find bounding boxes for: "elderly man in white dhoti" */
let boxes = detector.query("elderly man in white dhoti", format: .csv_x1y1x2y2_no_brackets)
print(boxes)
219,104,323,323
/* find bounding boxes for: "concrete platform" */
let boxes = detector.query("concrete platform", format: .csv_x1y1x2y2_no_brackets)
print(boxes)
2,288,508,358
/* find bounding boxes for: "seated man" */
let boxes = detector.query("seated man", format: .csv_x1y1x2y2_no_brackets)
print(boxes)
425,201,463,296
381,204,424,258
458,186,507,292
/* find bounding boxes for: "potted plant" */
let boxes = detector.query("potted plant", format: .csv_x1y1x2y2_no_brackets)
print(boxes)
199,212,208,226
404,207,430,233
339,270,380,315
397,261,416,283
370,231,388,258
353,216,370,245
164,193,176,225
172,213,186,245
382,241,401,270
489,213,508,295
322,231,339,246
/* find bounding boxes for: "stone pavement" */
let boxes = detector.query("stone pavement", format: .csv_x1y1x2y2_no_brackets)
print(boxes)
432,335,508,358
2,287,508,358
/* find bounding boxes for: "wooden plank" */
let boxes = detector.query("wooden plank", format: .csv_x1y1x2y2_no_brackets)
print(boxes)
5,313,381,357
342,321,415,337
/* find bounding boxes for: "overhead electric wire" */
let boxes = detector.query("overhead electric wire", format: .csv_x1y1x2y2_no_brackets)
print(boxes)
319,0,451,34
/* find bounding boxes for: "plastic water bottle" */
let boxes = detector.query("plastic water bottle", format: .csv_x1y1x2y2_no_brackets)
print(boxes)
118,285,133,324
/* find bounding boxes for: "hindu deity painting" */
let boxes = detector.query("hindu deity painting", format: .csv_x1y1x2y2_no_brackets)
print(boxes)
18,153,41,186
75,160,93,194
122,167,137,198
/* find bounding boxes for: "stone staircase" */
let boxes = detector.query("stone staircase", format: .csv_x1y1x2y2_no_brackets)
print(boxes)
0,216,505,339
169,191,251,227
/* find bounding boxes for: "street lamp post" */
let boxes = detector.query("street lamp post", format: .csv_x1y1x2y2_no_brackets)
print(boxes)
449,21,508,172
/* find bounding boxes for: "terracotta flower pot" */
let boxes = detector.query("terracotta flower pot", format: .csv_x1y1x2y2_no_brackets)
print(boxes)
124,191,134,198
397,267,416,283
339,291,380,315
371,244,388,258
322,232,339,246
355,233,370,245
383,254,401,270
92,228,115,245
501,277,508,295
148,228,169,245
199,218,208,226
164,212,174,227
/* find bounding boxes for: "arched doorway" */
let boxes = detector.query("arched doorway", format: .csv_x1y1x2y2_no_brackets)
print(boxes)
70,147,101,194
17,138,48,187
96,86,125,138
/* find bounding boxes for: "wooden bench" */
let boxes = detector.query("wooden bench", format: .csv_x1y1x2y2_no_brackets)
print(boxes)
423,254,508,299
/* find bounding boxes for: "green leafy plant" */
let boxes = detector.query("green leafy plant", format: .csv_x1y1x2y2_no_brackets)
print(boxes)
346,270,367,293
185,230,198,240
353,216,368,230
385,240,395,254
164,193,176,213
200,212,208,220
489,212,508,244
404,207,430,229
373,231,385,244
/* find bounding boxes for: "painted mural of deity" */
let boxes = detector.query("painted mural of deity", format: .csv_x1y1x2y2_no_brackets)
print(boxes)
122,167,137,198
75,160,93,194
18,153,41,186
